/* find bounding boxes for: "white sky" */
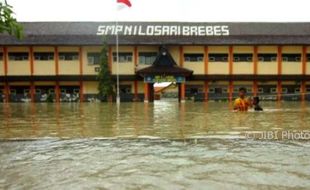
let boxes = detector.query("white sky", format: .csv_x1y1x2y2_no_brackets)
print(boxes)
6,0,310,22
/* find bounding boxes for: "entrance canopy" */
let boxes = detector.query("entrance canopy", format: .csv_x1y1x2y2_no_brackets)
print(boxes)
136,47,193,83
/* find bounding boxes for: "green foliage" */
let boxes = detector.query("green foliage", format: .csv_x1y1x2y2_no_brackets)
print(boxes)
97,40,115,100
0,0,23,39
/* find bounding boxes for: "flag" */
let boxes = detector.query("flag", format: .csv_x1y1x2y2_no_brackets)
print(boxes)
117,0,132,8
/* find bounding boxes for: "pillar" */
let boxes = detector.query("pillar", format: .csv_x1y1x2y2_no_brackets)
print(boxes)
277,46,282,101
30,81,35,102
144,83,149,103
229,81,233,102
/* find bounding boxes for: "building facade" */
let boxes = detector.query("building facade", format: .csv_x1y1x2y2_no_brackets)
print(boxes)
0,22,310,102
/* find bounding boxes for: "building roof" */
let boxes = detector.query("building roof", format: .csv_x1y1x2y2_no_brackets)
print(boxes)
1,22,310,45
136,47,193,77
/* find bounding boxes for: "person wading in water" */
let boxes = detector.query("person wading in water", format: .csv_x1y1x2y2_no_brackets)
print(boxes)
233,87,252,112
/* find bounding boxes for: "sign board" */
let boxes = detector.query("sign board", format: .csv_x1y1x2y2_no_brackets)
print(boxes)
144,75,185,83
97,24,229,36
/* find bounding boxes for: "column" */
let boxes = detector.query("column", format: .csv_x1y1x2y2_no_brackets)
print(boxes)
229,46,233,75
54,47,60,103
253,46,258,97
204,46,209,101
229,80,233,102
144,83,149,103
30,81,35,102
133,46,138,100
277,46,282,101
3,47,9,103
79,47,84,102
301,46,307,101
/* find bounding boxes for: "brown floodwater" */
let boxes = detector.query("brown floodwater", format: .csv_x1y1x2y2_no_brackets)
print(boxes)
0,101,310,189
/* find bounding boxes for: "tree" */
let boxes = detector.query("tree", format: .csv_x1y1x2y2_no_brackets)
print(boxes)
97,40,115,102
0,0,23,39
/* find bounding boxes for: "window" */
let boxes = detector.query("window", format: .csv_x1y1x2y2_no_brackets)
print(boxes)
208,54,228,62
258,88,264,93
34,52,54,61
59,52,79,61
184,53,204,62
8,52,29,61
281,88,288,93
282,54,301,62
233,88,239,93
120,85,131,94
48,89,55,94
10,89,16,95
208,88,215,93
24,89,30,94
139,52,157,65
222,88,228,93
73,89,80,94
0,52,3,60
270,88,277,93
295,88,301,93
246,88,253,93
113,52,132,63
35,89,41,94
258,54,277,62
233,54,253,62
87,53,101,65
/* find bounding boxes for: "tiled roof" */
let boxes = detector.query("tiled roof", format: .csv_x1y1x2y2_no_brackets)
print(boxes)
1,22,310,45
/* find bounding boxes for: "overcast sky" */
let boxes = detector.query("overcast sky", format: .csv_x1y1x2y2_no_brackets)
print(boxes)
6,0,310,22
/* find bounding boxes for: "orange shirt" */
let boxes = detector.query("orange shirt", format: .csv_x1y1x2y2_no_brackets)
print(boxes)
234,97,250,111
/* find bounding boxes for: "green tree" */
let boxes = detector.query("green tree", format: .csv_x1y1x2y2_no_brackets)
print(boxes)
0,0,23,39
97,40,115,102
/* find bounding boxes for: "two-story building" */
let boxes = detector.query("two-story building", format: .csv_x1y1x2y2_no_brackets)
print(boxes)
0,22,310,102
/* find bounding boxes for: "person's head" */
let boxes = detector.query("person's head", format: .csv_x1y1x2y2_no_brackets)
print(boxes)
238,87,246,98
253,96,260,105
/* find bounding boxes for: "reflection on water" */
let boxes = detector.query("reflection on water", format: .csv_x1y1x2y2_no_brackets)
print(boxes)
0,101,310,139
1,101,310,189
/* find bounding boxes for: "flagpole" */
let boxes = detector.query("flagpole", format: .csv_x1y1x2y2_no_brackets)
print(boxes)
116,10,120,105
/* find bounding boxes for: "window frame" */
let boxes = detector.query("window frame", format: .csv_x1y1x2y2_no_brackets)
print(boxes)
8,52,29,61
184,53,204,62
58,52,79,61
34,52,55,61
208,53,229,62
113,52,133,63
138,52,157,65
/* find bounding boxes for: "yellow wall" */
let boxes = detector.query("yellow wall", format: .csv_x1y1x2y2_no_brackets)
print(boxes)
257,46,277,75
208,46,229,74
33,46,55,75
137,81,144,93
34,81,56,86
282,46,302,75
136,46,159,71
58,46,80,75
7,47,30,76
9,82,30,86
111,46,135,75
306,46,310,75
82,46,101,75
167,46,181,66
0,49,3,76
233,46,253,74
83,81,98,94
183,46,205,74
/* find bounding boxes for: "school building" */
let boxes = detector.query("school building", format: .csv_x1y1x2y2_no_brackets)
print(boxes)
0,22,310,102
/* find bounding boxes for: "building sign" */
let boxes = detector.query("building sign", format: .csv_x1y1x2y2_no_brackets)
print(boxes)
97,24,229,36
144,75,185,83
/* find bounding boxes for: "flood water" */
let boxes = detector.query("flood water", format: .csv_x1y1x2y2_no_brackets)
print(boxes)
1,101,310,189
